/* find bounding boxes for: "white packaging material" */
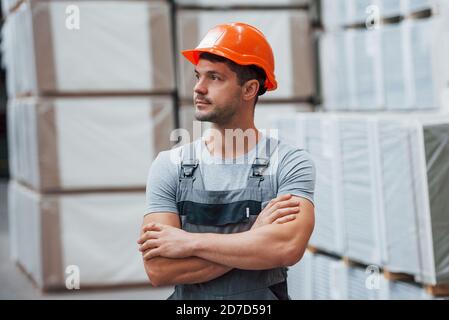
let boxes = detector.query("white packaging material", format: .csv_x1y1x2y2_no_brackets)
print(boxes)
381,23,408,109
346,0,381,25
401,0,433,14
338,116,384,266
287,250,313,299
376,118,421,276
319,32,350,110
346,28,385,110
380,0,403,17
402,17,449,110
7,96,174,192
295,114,345,256
8,181,149,290
321,0,348,31
1,0,174,97
177,9,315,100
175,0,310,5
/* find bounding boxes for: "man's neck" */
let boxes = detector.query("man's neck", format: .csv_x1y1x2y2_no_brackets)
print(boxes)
204,123,262,159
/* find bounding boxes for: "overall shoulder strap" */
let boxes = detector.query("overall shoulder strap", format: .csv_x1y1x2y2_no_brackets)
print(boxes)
250,137,280,178
180,142,199,179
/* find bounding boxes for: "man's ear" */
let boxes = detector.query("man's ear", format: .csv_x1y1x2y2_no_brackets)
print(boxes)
242,79,260,102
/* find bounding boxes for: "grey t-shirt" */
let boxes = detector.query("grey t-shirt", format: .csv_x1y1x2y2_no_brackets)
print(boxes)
144,135,316,216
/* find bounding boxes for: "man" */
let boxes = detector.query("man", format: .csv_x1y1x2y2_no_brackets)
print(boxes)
138,22,315,300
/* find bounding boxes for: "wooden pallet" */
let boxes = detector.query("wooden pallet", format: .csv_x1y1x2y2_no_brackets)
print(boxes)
424,283,449,297
383,268,415,282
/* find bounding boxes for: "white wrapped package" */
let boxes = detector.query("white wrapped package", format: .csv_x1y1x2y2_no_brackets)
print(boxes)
288,251,342,300
381,23,408,110
381,280,433,299
338,116,384,266
287,250,313,300
402,16,449,110
380,0,403,17
346,0,380,25
401,0,433,14
321,0,348,31
177,9,315,100
1,0,174,97
175,0,310,5
7,96,174,192
346,28,385,110
8,181,149,290
294,114,345,256
376,118,421,276
409,119,449,285
319,32,350,110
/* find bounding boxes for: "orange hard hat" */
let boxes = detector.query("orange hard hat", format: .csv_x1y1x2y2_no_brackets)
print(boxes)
182,22,278,91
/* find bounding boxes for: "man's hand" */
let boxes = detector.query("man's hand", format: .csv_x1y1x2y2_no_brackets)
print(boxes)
138,222,195,260
251,194,301,230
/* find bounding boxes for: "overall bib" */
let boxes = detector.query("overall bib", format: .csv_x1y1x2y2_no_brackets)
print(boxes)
168,137,289,300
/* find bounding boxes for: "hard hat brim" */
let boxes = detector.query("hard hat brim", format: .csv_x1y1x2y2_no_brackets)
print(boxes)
182,47,277,91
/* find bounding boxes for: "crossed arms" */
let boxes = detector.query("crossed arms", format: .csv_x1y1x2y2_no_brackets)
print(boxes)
138,194,315,287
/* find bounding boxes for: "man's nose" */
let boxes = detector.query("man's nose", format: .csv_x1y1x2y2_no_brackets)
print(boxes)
194,78,207,95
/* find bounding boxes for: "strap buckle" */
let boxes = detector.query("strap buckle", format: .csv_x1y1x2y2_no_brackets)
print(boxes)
251,157,269,177
181,160,198,178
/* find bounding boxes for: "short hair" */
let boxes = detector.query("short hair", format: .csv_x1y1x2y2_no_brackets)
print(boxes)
199,52,267,103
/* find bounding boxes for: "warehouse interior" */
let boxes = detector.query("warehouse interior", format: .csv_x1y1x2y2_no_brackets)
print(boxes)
1,0,449,300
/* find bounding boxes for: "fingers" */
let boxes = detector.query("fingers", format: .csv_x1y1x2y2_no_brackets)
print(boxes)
137,230,160,244
269,206,300,223
143,248,162,260
139,239,159,252
265,194,292,211
141,222,162,233
266,198,301,216
273,214,297,224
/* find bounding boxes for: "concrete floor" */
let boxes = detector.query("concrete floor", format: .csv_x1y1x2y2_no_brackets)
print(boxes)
0,179,173,300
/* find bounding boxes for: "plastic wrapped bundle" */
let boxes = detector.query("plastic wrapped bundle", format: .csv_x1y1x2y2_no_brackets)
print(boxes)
7,96,174,192
346,0,379,25
401,17,449,110
382,280,433,299
346,28,385,110
8,181,149,291
338,116,383,266
380,0,403,17
376,118,421,276
381,24,408,110
174,0,310,5
177,9,315,100
321,0,348,31
1,0,174,97
287,250,313,300
319,32,350,110
296,114,345,256
401,0,433,14
409,119,449,285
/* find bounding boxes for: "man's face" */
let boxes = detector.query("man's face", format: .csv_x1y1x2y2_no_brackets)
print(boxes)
193,59,242,125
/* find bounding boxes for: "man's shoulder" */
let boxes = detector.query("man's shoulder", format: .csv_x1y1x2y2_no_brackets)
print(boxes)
153,139,202,167
274,138,313,164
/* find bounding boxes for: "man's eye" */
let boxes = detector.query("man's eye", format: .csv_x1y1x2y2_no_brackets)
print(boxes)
211,75,218,80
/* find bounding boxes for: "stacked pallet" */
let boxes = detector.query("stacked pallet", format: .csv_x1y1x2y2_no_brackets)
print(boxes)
319,0,449,111
277,112,449,298
2,0,176,290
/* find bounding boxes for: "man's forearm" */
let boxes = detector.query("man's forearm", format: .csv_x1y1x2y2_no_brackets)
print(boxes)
189,224,300,270
144,256,232,287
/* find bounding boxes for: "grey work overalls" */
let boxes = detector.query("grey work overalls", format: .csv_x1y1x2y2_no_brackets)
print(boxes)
167,137,289,300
